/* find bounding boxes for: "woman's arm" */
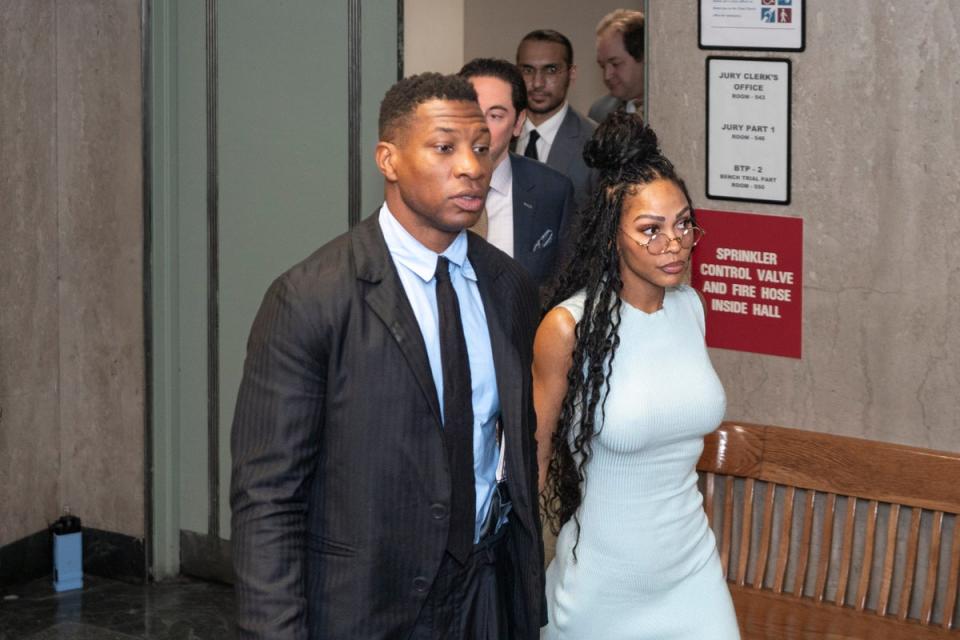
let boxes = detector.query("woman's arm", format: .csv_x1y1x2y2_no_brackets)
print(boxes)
532,306,578,493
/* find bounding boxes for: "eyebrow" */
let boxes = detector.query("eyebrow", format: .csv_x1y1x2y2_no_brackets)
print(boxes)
632,206,691,223
430,124,490,136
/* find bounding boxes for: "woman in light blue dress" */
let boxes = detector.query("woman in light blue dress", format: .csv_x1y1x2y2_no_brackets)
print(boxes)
533,112,740,639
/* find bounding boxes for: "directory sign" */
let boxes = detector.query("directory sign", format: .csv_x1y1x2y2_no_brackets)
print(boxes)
707,57,791,204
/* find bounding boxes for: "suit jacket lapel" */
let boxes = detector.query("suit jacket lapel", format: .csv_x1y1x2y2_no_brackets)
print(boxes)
511,155,537,264
469,236,534,534
546,109,578,174
352,213,442,428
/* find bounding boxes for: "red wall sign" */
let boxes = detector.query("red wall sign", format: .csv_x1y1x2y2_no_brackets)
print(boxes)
691,209,803,358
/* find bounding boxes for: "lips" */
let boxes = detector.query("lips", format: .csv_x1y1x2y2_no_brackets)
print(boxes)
451,193,485,213
659,261,687,275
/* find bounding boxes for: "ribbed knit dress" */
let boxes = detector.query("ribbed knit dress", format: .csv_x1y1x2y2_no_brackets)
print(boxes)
542,285,740,639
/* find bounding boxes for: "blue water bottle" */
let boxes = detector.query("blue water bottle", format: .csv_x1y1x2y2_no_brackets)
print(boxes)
52,507,83,592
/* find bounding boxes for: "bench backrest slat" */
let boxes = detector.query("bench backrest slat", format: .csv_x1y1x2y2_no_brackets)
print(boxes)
737,477,755,586
753,482,777,588
813,492,837,603
835,496,858,607
898,507,923,621
720,474,734,577
772,485,795,593
944,522,960,629
791,489,816,598
877,503,901,616
855,500,880,611
921,511,944,624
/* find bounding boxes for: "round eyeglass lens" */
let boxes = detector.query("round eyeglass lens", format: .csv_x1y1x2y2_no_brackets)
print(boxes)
647,227,704,254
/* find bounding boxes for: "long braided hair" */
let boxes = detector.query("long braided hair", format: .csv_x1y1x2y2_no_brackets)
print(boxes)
541,112,696,553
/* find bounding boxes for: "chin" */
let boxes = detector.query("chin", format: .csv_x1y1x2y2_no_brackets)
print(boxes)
441,210,481,232
657,271,688,288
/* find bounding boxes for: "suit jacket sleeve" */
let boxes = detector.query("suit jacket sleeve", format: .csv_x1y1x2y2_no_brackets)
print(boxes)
230,274,327,640
556,178,578,279
507,261,548,634
517,277,549,630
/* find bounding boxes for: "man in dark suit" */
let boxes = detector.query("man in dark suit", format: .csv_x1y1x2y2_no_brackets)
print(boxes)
515,29,597,213
458,58,575,294
589,9,645,123
230,73,545,639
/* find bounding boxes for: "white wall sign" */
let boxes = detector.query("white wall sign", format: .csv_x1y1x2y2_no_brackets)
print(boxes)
699,0,804,51
706,57,791,204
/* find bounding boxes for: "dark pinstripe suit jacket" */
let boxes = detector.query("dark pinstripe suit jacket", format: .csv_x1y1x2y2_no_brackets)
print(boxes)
230,211,545,639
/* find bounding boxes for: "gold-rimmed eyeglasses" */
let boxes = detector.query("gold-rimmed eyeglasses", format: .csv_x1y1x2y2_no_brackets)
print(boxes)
620,225,706,255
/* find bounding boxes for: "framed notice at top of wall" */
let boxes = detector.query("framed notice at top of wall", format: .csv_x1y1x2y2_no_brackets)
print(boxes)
699,0,805,51
706,57,791,204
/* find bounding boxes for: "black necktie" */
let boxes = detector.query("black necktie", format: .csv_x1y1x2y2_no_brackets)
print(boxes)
435,257,475,563
523,129,540,160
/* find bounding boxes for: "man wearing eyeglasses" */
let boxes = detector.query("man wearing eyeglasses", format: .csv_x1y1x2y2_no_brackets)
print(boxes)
515,30,597,213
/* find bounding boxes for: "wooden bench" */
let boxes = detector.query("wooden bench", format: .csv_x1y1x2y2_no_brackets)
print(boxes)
698,422,960,639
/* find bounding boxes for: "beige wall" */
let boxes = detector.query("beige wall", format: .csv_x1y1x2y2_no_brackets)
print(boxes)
405,0,465,75
405,0,641,115
648,1,960,452
0,0,144,546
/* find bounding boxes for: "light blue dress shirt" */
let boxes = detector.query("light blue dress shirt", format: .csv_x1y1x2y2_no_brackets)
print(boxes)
379,204,500,542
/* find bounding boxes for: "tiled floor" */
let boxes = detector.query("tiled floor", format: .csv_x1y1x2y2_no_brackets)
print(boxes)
0,575,233,639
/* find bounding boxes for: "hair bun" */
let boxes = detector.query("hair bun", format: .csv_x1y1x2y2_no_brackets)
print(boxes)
583,111,660,173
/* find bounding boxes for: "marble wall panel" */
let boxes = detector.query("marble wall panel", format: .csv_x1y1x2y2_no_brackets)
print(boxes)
0,1,59,546
0,392,60,543
55,0,144,537
648,1,960,451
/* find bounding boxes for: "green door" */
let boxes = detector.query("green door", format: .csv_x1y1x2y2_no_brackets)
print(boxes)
149,0,400,580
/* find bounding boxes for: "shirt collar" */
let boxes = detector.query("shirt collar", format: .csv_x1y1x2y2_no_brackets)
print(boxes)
522,102,568,145
489,155,513,196
379,203,475,283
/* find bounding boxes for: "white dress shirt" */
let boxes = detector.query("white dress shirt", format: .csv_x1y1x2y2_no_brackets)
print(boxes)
516,102,569,163
484,156,514,258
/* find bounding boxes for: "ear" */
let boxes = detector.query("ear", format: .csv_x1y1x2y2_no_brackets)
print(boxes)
376,141,399,182
569,63,578,85
512,109,527,137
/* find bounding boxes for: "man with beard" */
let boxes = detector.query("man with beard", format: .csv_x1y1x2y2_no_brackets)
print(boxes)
515,29,597,213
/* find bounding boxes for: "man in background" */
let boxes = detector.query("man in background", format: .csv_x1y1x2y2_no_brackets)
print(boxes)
590,8,645,122
515,29,597,213
459,58,575,294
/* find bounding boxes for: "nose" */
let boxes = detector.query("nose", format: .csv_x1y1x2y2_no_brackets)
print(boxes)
663,234,683,254
532,70,547,88
456,147,486,181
